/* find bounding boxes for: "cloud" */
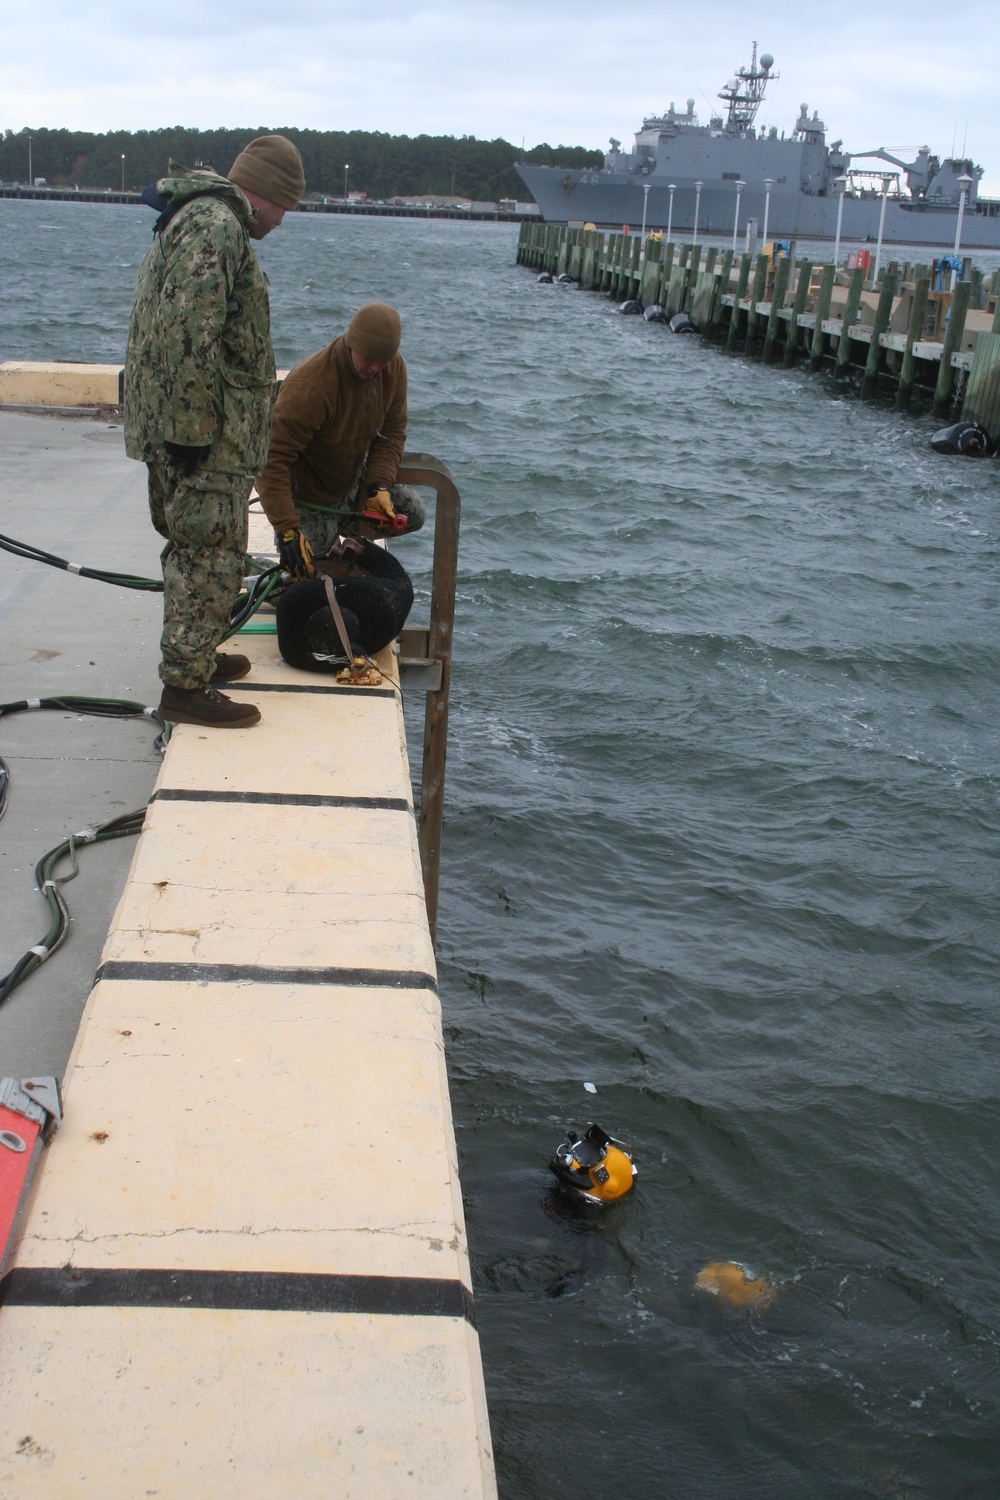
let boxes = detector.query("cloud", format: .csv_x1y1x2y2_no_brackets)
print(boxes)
2,2,998,190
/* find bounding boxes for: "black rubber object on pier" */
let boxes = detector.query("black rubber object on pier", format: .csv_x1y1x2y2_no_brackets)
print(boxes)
275,539,414,671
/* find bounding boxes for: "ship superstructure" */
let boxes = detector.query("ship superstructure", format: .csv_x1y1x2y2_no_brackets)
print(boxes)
516,46,1000,248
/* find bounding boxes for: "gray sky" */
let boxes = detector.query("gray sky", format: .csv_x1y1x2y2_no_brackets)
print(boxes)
4,2,997,193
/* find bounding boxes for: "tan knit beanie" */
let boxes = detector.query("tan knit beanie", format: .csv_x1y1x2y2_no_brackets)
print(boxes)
345,303,402,363
228,135,305,210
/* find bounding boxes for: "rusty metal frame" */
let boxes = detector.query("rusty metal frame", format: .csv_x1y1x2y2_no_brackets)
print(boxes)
395,452,459,945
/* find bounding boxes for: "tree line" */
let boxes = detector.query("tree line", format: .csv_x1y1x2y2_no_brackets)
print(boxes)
0,127,602,202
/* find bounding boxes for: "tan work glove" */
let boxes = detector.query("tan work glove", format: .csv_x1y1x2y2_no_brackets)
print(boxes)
276,528,315,580
365,485,396,519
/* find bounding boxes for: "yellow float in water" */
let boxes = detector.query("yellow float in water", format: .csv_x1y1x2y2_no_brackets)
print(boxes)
694,1261,776,1310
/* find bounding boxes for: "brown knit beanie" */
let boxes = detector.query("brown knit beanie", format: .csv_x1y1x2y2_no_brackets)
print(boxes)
228,135,305,210
345,303,402,363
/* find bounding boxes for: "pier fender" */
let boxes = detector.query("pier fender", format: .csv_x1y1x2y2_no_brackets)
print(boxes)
669,312,698,336
643,304,668,322
929,420,994,456
618,300,642,315
555,273,577,285
537,272,554,284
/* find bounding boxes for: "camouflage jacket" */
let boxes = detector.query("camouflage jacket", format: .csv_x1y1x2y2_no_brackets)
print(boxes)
124,164,276,474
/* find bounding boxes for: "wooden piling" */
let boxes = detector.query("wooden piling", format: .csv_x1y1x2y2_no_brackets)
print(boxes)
638,238,662,308
626,235,643,300
762,255,791,363
743,254,769,355
860,272,898,399
689,270,716,330
932,278,972,419
655,243,676,307
664,264,686,317
600,234,617,293
895,276,931,410
580,232,597,291
961,330,1000,443
610,233,628,298
708,250,734,335
556,228,569,277
834,268,866,374
809,264,836,371
726,254,752,351
783,260,814,368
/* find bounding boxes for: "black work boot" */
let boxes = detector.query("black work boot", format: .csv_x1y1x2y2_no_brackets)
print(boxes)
158,684,261,728
210,652,252,681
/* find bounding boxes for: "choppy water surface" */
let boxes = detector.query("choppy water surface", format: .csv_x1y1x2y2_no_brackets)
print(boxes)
3,200,999,1498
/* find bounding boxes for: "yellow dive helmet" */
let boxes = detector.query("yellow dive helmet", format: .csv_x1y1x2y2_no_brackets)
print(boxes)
550,1124,637,1203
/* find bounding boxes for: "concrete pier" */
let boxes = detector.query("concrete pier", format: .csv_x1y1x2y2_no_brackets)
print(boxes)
0,405,495,1497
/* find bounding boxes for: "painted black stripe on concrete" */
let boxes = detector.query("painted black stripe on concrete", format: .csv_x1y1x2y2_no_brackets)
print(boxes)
94,961,437,992
151,788,411,812
1,1267,475,1325
227,681,398,698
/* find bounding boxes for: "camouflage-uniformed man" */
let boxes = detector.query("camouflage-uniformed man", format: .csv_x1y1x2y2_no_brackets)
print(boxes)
125,135,305,728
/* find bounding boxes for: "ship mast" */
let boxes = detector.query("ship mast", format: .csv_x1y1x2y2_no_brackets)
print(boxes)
718,42,777,135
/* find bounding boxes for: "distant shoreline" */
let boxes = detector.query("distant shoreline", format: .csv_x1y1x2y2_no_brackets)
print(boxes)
0,185,539,223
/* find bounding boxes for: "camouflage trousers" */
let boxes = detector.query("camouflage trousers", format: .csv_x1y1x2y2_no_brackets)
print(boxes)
296,480,426,557
147,462,252,689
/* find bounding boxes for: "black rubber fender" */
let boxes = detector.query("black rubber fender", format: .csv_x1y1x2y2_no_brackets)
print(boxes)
930,420,994,456
669,312,697,335
275,540,414,672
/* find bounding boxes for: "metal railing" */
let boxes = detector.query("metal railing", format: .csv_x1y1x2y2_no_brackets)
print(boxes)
395,452,459,945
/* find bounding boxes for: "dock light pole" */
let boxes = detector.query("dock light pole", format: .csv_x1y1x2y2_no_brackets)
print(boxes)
762,178,774,247
952,172,973,287
692,180,703,243
121,154,125,192
344,163,349,201
732,178,745,252
872,175,892,285
833,175,848,267
666,183,676,242
641,181,650,240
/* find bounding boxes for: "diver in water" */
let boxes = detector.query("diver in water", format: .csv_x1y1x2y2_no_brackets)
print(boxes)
464,1124,638,1300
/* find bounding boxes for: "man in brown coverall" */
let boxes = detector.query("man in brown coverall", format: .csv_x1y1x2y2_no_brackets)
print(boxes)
256,302,425,580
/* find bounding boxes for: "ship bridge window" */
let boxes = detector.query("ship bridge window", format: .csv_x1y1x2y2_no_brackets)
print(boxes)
722,172,741,180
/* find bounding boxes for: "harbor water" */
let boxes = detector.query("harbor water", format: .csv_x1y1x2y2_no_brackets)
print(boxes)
2,200,999,1498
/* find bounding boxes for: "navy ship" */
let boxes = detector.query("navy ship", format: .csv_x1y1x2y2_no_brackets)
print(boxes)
516,45,1000,248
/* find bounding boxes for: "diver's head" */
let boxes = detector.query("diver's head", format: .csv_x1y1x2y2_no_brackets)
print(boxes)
549,1123,637,1204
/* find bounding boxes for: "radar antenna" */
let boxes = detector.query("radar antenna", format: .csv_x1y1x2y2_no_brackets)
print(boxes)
718,42,778,134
